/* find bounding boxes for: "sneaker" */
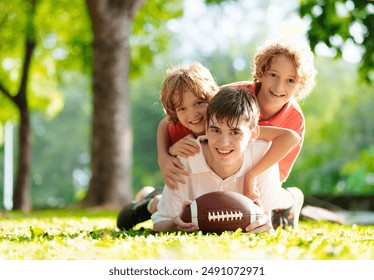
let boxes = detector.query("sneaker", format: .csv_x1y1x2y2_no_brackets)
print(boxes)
117,188,162,230
134,186,156,202
271,187,304,230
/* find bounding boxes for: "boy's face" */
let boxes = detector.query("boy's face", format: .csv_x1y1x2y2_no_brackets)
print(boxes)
173,90,208,136
206,115,257,170
258,54,299,108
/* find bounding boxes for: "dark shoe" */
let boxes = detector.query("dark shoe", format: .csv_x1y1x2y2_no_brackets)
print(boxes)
117,189,162,230
271,187,304,230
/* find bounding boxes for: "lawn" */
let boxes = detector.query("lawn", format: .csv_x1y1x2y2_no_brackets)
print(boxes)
0,209,373,260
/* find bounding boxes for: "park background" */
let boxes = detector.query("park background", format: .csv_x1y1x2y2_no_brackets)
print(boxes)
0,0,373,216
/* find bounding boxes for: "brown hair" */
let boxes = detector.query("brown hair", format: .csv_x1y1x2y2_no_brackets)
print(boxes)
160,62,219,124
207,87,259,130
252,40,317,100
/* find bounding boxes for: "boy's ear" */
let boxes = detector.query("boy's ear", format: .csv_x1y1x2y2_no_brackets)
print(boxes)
249,125,260,143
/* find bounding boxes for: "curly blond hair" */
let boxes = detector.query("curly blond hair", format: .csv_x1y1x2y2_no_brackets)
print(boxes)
160,62,219,124
252,40,317,100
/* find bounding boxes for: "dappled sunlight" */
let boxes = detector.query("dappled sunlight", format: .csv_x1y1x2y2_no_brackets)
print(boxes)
1,210,373,260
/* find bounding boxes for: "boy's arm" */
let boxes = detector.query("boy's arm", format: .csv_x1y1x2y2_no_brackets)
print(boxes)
157,117,189,189
220,81,253,90
250,126,300,177
244,126,300,201
277,120,304,182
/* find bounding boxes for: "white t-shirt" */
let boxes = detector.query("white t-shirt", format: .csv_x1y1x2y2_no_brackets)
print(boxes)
152,138,281,225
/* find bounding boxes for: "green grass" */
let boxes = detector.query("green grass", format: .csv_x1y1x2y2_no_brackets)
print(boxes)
0,209,373,260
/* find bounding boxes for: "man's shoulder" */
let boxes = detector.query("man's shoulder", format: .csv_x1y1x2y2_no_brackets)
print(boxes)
251,140,271,152
179,138,211,175
247,140,271,163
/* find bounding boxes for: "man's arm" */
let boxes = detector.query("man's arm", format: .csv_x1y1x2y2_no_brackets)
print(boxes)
152,187,198,232
153,204,198,233
153,219,178,232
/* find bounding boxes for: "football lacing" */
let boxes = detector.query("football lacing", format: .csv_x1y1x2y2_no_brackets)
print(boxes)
208,211,243,222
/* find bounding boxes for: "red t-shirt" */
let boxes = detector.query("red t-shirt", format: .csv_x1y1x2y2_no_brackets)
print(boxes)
168,122,193,145
167,83,305,182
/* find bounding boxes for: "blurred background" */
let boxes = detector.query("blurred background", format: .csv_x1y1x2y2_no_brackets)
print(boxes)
0,0,373,214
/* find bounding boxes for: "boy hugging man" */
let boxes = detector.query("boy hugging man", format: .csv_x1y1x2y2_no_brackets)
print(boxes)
152,87,302,233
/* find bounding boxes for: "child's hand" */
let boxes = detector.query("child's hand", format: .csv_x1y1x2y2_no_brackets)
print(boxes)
169,135,200,157
243,174,263,208
159,155,189,189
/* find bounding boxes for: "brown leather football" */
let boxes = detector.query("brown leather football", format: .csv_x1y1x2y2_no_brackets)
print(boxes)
180,191,264,234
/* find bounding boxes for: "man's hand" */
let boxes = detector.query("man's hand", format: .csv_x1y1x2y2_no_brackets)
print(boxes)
169,135,200,157
158,155,189,189
174,200,199,232
245,212,274,234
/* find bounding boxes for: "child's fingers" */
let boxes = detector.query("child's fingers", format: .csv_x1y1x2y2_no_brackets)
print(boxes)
164,172,186,188
164,159,190,189
177,141,200,156
172,158,189,174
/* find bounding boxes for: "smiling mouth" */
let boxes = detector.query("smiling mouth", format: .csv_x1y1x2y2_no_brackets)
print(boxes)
217,148,233,155
270,91,285,97
189,118,203,125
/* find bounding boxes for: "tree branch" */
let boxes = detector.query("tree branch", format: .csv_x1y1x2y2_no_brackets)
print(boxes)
0,82,15,103
17,38,36,102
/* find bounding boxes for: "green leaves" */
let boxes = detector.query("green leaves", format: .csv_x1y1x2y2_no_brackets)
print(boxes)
299,0,374,83
130,0,183,78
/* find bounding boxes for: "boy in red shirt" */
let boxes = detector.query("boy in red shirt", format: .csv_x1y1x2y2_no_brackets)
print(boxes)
225,39,317,227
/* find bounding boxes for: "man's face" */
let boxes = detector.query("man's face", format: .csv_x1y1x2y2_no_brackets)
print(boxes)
206,115,255,169
173,90,208,137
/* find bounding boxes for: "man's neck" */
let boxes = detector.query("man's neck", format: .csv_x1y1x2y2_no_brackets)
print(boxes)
201,142,243,180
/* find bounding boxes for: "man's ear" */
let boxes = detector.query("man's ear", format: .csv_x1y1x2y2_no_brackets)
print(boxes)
249,125,260,143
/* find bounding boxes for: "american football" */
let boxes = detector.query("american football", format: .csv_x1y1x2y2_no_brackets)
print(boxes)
180,191,264,234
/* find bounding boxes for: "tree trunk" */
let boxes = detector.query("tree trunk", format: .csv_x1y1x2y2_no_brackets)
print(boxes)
0,36,36,211
11,33,35,211
13,105,32,211
81,0,145,208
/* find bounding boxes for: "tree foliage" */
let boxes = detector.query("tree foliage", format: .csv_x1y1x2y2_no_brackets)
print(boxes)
0,0,90,145
1,0,373,209
286,56,374,195
299,0,374,83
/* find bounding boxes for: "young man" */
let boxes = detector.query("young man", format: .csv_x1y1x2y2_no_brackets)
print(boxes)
152,87,303,233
